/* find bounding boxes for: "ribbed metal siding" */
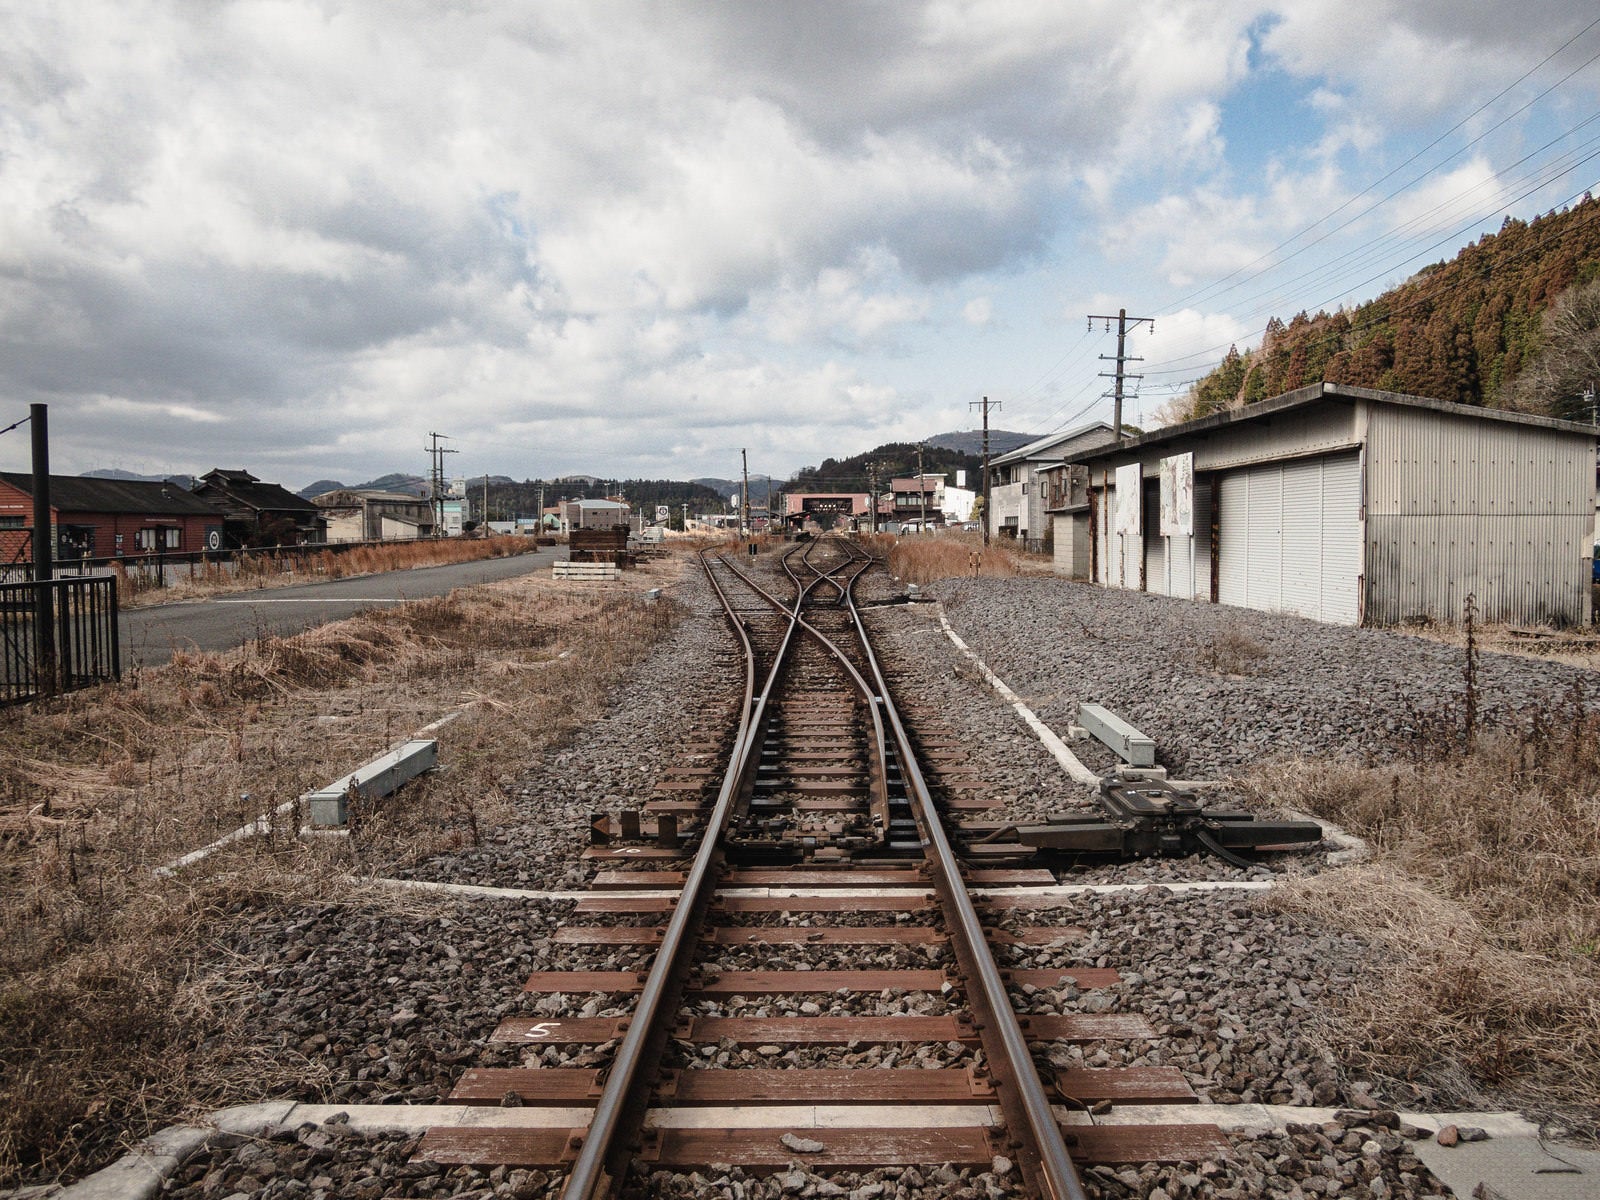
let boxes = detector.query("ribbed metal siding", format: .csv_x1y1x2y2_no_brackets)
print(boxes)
1216,454,1362,623
1193,404,1359,472
1365,405,1595,625
1318,456,1363,624
1246,466,1283,609
1279,463,1320,617
1217,472,1250,607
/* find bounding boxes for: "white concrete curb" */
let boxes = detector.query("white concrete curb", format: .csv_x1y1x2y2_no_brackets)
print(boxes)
935,607,1100,787
17,1099,1545,1200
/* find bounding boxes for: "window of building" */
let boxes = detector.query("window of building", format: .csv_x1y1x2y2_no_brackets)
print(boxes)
136,526,181,551
0,515,24,529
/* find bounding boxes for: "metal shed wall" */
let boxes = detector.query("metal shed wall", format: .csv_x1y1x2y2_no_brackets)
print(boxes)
1190,404,1359,472
1364,402,1595,625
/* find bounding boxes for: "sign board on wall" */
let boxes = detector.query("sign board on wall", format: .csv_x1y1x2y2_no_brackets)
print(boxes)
1159,453,1194,537
1114,463,1141,536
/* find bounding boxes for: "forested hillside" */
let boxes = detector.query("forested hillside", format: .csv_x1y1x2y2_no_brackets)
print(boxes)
1182,194,1600,421
789,441,981,493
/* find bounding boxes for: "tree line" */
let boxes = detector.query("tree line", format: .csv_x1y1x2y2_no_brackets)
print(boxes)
1179,194,1600,423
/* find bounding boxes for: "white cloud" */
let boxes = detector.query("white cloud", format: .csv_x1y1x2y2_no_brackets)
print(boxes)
0,1,1590,485
1386,157,1511,236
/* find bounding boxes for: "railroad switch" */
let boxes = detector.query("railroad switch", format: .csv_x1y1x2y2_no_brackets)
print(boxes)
1009,774,1323,867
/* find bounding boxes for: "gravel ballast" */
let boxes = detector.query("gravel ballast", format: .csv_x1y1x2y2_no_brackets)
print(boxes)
126,554,1591,1199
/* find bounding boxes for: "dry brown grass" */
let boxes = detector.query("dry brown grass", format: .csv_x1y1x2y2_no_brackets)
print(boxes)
877,531,1031,584
1243,717,1600,1114
0,555,687,1186
1395,614,1600,671
114,535,539,607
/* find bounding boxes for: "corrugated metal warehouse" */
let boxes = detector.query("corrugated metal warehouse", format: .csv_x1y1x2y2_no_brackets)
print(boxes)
1049,383,1598,626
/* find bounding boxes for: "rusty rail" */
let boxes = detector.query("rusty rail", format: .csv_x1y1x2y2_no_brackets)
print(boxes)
847,586,1088,1200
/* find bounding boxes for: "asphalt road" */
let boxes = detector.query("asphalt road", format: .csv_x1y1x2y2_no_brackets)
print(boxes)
120,546,565,667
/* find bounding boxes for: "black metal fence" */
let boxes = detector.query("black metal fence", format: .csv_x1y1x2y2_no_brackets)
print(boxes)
0,576,120,705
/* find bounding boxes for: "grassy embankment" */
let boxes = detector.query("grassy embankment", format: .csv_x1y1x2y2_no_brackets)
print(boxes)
0,555,685,1186
114,534,542,607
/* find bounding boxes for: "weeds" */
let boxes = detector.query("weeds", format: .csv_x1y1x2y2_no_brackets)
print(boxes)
1244,695,1600,1111
114,535,538,607
0,557,686,1186
1198,624,1269,676
881,531,1030,584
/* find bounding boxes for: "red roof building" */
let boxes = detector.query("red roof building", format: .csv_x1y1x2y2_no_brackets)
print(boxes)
0,472,225,566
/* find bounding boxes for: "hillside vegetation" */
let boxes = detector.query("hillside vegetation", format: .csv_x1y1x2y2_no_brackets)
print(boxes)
790,441,981,493
1181,194,1600,422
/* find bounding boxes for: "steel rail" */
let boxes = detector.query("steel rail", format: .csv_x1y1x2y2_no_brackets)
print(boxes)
846,591,1089,1200
560,551,795,1200
785,537,871,606
715,544,892,842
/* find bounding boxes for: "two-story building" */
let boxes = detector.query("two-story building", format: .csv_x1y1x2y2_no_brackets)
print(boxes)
889,475,945,529
190,468,325,548
986,423,1116,551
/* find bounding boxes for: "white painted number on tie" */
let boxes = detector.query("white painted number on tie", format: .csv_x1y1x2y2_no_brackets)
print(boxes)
524,1022,562,1038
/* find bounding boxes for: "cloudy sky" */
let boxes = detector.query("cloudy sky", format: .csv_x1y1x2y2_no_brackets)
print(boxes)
2,2,1598,490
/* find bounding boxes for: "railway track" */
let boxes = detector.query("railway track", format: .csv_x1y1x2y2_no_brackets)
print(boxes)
414,538,1229,1198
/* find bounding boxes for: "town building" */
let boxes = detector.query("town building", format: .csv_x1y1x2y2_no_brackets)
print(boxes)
783,493,873,529
563,498,631,531
1050,382,1597,626
888,476,945,529
0,472,225,564
312,489,436,542
987,423,1116,550
189,468,325,547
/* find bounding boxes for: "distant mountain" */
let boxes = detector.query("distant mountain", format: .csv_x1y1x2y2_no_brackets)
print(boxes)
296,473,429,500
693,477,777,504
362,473,429,495
924,429,1035,457
84,468,196,489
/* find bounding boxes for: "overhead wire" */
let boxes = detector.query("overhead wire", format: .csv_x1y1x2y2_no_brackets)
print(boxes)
1152,112,1600,376
1167,13,1600,314
981,19,1600,435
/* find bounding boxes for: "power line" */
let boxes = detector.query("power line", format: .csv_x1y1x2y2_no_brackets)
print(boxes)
1167,15,1600,315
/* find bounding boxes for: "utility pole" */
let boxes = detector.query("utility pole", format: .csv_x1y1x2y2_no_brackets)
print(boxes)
867,461,879,535
29,404,57,694
537,484,545,530
482,473,489,531
741,448,750,539
424,431,457,536
971,396,999,546
1087,309,1155,442
916,443,927,532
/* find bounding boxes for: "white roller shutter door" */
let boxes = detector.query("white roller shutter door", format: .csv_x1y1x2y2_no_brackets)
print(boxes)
1217,473,1251,607
1216,453,1361,623
1316,455,1363,624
